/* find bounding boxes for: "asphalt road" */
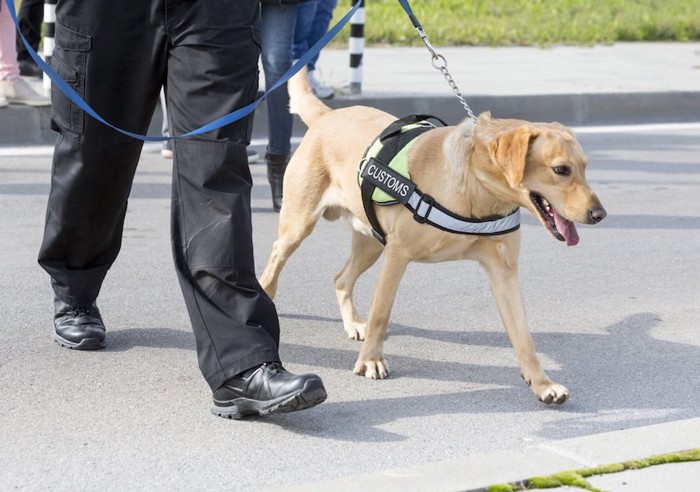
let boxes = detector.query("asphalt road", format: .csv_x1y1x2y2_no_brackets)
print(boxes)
1,122,699,491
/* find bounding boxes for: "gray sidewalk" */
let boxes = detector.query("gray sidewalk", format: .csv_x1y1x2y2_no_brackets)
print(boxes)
318,42,700,125
2,43,699,145
279,418,700,491
1,43,699,491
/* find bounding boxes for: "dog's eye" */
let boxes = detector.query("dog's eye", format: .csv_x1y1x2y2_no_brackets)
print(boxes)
553,166,571,176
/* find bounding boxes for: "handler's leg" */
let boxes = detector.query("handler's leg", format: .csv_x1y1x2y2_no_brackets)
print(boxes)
165,0,325,418
38,0,166,349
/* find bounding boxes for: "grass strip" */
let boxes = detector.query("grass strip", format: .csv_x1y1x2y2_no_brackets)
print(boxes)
332,0,700,46
485,448,700,491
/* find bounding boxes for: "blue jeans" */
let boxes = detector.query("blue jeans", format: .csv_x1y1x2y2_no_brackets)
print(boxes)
293,0,338,71
260,2,298,155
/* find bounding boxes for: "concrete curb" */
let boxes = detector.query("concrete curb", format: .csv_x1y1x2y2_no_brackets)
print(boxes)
0,103,55,145
335,91,700,126
271,417,700,492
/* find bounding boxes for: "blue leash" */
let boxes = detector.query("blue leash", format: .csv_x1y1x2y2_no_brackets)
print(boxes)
396,0,421,29
3,0,363,142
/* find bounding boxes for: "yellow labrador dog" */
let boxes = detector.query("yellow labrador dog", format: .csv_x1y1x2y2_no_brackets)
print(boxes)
260,69,606,404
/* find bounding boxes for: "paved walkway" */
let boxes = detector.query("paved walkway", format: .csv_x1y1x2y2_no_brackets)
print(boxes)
1,42,699,491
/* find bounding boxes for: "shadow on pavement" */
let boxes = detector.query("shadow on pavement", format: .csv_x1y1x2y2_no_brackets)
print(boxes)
276,312,700,442
99,312,700,445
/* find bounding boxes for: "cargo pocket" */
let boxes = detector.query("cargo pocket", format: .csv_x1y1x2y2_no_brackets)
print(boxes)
49,22,92,134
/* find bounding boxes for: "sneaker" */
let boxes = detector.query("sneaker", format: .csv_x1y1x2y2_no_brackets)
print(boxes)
247,148,259,164
19,59,43,78
308,70,334,100
161,140,173,159
53,298,106,350
0,78,50,107
212,362,327,419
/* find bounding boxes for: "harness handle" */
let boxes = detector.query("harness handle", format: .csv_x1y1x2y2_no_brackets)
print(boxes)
379,114,448,141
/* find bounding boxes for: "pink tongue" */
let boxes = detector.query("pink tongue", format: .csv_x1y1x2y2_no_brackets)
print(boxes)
552,210,580,246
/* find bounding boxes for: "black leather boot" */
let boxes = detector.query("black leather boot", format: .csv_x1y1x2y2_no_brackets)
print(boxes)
53,297,106,350
266,152,290,212
212,362,327,419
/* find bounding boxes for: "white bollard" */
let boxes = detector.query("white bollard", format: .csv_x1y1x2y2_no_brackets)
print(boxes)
348,0,365,94
43,0,57,95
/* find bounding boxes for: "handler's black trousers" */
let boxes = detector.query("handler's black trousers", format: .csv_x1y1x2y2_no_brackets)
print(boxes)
37,0,281,390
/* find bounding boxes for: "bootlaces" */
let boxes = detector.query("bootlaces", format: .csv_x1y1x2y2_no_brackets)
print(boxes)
72,306,92,317
261,362,285,374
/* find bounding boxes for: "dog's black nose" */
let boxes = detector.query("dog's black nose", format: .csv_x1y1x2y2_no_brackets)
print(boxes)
589,207,607,224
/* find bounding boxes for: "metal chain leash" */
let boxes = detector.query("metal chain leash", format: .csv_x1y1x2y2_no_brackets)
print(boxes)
415,26,478,124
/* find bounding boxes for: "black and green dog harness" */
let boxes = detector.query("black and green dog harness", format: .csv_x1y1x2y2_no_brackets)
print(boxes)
358,114,521,245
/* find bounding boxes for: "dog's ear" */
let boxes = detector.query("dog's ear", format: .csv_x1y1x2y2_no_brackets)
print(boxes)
488,127,538,188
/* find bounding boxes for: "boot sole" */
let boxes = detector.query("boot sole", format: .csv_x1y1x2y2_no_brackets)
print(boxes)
211,378,327,420
54,333,106,350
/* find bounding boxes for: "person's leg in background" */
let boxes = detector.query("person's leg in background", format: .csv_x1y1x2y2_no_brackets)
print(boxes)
15,0,44,77
165,0,326,417
0,1,49,106
292,0,334,99
305,0,337,73
292,0,317,62
0,0,17,107
260,1,298,212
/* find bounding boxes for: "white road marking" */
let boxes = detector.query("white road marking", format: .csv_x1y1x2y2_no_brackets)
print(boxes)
572,121,700,133
0,145,54,157
1,124,698,157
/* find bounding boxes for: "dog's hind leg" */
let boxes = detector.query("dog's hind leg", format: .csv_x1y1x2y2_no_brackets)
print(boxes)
260,147,333,299
477,236,569,404
334,231,384,341
259,187,325,300
260,211,320,299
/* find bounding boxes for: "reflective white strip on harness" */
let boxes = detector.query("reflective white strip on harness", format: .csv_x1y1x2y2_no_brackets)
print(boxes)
406,192,521,235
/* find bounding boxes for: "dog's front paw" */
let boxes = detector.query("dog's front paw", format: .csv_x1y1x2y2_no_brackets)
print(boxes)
344,322,366,341
522,373,569,404
353,358,389,379
535,382,569,404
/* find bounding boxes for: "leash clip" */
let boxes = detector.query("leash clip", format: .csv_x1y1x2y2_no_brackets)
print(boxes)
431,54,447,70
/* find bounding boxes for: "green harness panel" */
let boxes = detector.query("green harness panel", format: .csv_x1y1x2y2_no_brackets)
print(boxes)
358,122,434,205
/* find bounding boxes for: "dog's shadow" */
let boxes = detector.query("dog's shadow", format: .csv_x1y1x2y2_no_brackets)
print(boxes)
270,311,700,441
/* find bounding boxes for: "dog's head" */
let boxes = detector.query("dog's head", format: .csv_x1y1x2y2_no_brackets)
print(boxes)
478,113,606,246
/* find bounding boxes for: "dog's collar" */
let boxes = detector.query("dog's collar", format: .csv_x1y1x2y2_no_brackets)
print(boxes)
359,114,520,245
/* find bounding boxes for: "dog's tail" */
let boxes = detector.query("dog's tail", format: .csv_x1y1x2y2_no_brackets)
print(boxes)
288,66,331,127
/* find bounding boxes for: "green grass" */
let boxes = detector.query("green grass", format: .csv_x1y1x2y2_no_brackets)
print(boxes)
332,0,700,46
485,448,700,491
